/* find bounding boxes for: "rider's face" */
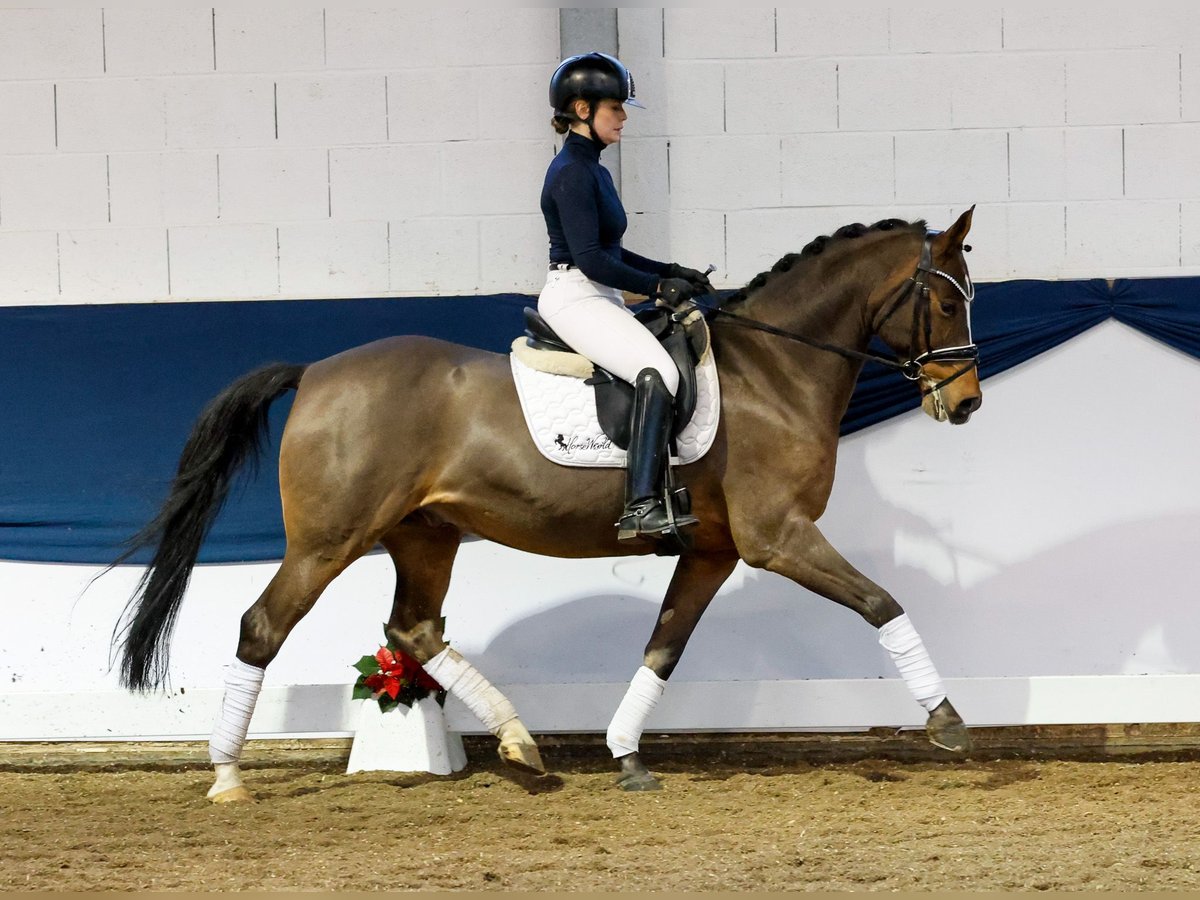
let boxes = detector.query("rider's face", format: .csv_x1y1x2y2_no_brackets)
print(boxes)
574,98,627,145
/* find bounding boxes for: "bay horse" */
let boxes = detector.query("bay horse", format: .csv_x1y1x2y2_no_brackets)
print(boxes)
115,207,982,800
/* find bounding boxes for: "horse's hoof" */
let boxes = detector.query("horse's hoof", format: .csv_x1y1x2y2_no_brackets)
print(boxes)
208,785,255,804
498,741,546,776
616,771,662,792
926,700,972,753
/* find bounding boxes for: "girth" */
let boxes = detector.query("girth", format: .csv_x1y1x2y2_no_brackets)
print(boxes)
521,306,704,451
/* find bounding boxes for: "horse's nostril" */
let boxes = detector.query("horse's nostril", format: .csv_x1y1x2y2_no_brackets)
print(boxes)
958,395,982,415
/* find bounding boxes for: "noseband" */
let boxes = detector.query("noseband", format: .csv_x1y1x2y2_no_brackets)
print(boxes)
692,231,979,394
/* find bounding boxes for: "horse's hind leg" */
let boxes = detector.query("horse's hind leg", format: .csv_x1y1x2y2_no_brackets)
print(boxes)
206,548,352,802
380,521,545,777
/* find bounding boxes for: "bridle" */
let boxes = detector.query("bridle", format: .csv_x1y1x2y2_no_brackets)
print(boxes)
688,231,978,396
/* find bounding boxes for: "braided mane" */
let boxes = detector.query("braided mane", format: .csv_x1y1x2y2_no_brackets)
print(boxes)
721,218,926,308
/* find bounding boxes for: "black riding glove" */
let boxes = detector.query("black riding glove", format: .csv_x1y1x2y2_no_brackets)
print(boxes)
666,263,712,291
654,277,696,309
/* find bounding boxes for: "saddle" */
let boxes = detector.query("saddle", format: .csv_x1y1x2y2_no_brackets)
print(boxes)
520,305,709,450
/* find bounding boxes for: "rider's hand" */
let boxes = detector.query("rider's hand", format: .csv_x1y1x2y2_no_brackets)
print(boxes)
666,263,712,291
654,277,696,309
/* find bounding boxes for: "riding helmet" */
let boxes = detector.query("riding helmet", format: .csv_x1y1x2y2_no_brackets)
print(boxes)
549,51,646,112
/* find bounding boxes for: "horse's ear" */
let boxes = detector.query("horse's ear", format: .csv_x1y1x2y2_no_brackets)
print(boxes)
933,205,975,255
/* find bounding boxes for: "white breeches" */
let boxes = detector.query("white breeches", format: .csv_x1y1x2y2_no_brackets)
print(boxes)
537,268,680,396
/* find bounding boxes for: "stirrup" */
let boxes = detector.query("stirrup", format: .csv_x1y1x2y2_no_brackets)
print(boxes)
616,498,698,542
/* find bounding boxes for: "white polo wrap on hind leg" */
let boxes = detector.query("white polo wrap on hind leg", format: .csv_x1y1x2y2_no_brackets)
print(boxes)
606,665,667,758
421,647,518,734
209,657,265,765
878,613,947,712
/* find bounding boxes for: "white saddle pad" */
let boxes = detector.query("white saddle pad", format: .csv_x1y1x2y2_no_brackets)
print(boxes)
509,342,721,469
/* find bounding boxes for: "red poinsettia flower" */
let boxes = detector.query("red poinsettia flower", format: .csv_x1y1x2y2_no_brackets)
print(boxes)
353,640,445,712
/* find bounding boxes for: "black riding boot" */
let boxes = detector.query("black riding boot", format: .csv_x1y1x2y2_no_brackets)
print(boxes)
616,368,699,541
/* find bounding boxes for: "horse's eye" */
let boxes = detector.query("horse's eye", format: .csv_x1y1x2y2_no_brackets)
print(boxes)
939,301,956,316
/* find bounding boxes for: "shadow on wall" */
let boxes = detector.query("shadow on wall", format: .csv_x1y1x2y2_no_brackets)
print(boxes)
463,431,1200,695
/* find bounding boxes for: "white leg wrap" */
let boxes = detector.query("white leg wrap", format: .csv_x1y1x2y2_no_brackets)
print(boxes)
421,647,518,735
878,613,947,712
606,666,667,758
208,658,265,765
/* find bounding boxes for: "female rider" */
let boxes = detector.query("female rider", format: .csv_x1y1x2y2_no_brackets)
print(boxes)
538,51,711,541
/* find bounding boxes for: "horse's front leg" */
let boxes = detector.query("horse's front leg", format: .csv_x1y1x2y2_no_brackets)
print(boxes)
607,550,741,791
742,515,970,753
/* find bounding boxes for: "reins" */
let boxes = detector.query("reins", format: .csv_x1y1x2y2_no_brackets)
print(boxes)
682,232,979,395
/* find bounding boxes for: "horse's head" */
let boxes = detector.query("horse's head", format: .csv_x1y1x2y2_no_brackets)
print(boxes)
871,206,982,425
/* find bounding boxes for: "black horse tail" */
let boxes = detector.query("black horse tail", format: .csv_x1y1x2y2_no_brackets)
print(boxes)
113,362,307,692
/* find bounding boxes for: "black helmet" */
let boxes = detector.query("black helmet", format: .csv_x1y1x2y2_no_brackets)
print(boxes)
549,51,645,113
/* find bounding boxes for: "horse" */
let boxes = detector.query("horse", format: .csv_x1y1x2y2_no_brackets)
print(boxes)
114,207,982,800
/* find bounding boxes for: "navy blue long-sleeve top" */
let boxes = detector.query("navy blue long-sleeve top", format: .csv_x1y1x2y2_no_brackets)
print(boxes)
540,131,669,297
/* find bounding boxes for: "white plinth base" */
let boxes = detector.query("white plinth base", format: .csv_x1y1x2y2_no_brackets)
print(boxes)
346,697,468,775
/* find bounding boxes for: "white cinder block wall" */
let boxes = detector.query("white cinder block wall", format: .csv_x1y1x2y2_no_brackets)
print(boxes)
0,8,560,305
2,7,1199,306
619,6,1200,286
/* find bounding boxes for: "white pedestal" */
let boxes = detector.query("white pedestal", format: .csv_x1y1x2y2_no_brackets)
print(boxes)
346,697,468,775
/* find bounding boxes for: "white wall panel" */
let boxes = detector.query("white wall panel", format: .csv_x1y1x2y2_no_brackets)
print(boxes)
440,141,550,216
892,8,1003,54
479,214,546,293
1065,200,1181,272
622,61,725,139
0,9,103,80
389,217,478,294
1182,201,1200,266
477,65,555,143
665,8,776,59
1008,127,1124,202
102,7,213,76
163,76,275,149
782,132,894,207
58,227,168,303
275,74,387,147
108,152,218,226
213,8,325,74
775,9,890,57
890,9,1002,54
167,224,278,300
894,130,1009,204
949,53,1066,129
326,9,557,71
0,232,58,304
667,135,780,211
329,145,442,220
1002,8,1196,51
1184,49,1200,121
1066,50,1181,125
55,79,167,152
839,56,952,132
1125,124,1200,199
725,59,838,134
620,138,668,213
967,202,1068,281
0,154,108,230
278,220,389,298
386,67,478,143
0,82,55,154
217,149,328,224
